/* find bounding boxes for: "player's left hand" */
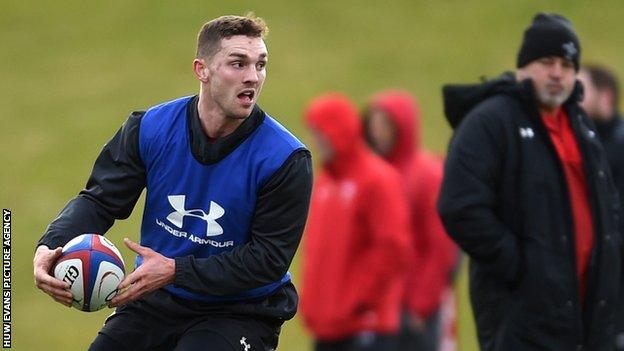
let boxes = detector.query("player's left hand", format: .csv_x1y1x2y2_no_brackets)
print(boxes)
109,238,175,307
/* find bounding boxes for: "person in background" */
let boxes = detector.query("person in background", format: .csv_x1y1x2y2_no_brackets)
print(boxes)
301,93,411,351
438,13,621,350
578,64,624,350
364,90,459,351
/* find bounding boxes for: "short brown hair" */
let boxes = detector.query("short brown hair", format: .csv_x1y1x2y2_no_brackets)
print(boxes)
196,14,268,60
583,63,620,109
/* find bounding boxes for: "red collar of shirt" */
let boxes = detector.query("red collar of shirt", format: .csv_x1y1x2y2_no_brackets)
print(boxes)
541,108,566,133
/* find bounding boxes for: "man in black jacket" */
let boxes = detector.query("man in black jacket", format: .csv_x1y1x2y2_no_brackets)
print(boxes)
438,13,622,351
578,64,624,350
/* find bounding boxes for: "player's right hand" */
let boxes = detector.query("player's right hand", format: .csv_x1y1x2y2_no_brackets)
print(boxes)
33,245,73,307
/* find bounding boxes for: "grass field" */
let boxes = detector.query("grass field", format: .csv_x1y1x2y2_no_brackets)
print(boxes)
2,1,624,350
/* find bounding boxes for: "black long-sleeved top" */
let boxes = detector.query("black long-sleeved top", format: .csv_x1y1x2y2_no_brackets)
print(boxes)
37,96,312,319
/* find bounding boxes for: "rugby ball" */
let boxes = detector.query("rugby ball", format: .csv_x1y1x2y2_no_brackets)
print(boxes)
53,233,125,312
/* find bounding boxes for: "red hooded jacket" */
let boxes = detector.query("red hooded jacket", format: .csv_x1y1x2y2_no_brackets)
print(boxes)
300,94,411,340
367,90,459,318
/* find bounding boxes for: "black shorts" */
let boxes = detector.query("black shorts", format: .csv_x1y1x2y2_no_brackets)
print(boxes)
88,289,283,351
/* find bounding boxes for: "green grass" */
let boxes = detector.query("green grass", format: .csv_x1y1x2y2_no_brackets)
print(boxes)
2,1,624,349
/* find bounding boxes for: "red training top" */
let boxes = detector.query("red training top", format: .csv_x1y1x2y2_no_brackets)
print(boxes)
300,93,411,340
367,90,459,318
542,108,595,301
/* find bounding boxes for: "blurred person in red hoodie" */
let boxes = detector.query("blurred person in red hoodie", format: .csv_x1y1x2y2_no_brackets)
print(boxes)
301,93,412,351
364,90,460,351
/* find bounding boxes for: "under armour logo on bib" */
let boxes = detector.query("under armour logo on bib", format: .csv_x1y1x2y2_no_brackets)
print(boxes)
166,195,225,237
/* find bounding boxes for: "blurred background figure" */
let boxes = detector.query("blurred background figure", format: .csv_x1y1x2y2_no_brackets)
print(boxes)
578,64,624,208
439,13,621,350
364,90,460,351
578,64,624,351
300,93,411,351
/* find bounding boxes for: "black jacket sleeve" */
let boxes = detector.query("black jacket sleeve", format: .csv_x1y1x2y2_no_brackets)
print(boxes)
173,149,313,295
37,112,146,249
437,109,521,284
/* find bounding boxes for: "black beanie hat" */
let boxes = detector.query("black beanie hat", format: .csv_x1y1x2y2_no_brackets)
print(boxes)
516,13,581,71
